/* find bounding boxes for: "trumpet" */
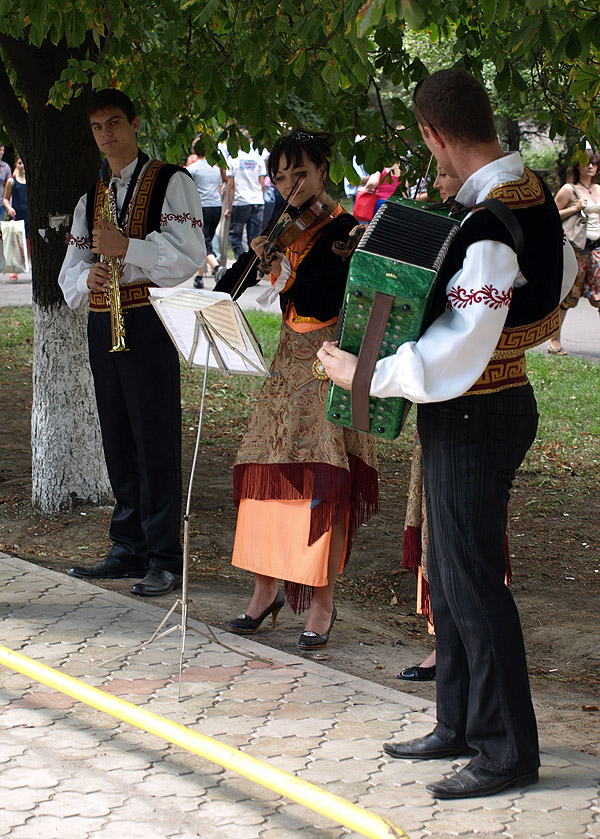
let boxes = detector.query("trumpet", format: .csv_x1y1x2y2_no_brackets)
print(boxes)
100,184,128,353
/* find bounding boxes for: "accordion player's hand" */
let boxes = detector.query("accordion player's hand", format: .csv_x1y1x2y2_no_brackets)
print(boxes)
317,342,357,391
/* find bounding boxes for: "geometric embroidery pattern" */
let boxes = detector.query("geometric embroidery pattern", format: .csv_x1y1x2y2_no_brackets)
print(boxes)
466,307,560,395
486,166,545,209
493,308,560,356
89,280,155,311
127,159,163,239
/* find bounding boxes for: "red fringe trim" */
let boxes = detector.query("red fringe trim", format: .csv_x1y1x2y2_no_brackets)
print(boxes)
402,525,421,573
419,576,433,627
284,581,313,615
234,455,378,552
233,454,379,615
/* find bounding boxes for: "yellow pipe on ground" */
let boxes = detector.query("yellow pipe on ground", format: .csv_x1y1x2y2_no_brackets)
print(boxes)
0,644,408,839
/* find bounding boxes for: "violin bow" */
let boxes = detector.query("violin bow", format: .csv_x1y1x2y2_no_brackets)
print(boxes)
230,174,306,301
414,152,433,199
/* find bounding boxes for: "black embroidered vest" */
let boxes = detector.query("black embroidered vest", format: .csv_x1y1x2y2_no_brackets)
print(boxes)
86,159,190,311
432,167,565,394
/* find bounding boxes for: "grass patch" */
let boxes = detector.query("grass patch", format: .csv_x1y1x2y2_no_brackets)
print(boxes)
179,309,281,445
1,306,598,474
525,350,600,474
0,307,34,368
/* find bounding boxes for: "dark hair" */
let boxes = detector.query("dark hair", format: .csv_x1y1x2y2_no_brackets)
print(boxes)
192,135,207,157
87,89,137,123
268,130,335,182
569,148,600,184
413,69,496,144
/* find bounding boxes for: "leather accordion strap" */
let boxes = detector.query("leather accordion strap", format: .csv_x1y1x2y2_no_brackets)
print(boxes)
480,197,525,266
351,291,395,431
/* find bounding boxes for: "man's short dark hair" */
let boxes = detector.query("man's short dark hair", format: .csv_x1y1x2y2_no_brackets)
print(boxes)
413,69,496,145
87,89,137,123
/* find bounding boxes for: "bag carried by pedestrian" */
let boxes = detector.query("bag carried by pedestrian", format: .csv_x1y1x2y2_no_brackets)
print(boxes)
1,219,29,274
562,186,587,250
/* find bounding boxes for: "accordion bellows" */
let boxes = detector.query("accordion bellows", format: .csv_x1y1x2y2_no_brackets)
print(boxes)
326,197,461,440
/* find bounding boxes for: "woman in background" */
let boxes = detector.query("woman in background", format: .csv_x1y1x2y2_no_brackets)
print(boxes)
548,149,600,355
2,157,29,281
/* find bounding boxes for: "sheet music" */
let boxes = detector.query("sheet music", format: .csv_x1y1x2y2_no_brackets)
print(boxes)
149,288,269,377
151,288,246,349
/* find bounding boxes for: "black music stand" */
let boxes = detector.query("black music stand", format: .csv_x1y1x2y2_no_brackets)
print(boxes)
103,288,270,696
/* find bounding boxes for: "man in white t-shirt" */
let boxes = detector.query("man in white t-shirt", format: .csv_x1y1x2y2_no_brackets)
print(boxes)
225,134,266,259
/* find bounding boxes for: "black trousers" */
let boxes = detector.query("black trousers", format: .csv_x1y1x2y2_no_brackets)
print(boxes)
417,384,539,775
88,306,182,574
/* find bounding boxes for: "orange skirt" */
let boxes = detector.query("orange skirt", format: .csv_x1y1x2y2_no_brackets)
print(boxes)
232,498,348,587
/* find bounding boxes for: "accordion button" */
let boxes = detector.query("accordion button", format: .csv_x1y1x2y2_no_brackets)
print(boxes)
354,291,363,298
402,304,411,311
332,412,341,420
464,414,469,420
377,426,385,434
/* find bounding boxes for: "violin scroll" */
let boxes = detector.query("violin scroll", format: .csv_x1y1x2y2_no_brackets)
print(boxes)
332,225,365,260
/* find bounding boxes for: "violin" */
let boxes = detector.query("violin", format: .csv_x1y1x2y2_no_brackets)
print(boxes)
229,177,334,299
259,196,334,271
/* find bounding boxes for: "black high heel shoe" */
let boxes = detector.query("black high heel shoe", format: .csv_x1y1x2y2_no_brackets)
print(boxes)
227,590,285,635
397,664,436,682
297,605,337,650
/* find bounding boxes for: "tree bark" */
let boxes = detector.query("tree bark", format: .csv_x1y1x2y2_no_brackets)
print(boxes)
31,303,112,512
503,118,521,152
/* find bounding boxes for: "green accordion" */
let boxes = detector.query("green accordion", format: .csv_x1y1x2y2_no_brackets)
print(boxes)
325,196,461,440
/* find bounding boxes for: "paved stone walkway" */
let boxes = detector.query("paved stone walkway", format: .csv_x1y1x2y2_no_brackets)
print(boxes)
1,554,599,839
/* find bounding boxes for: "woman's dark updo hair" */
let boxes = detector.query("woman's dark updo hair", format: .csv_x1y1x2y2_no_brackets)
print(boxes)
268,130,335,182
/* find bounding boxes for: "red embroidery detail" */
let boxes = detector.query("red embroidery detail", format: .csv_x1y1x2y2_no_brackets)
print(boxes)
447,284,513,311
160,211,203,230
161,211,191,225
68,234,90,250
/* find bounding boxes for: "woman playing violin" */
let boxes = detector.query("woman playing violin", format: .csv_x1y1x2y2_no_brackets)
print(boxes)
215,130,378,649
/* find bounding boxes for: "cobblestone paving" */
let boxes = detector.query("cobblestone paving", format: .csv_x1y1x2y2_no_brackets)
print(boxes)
1,555,599,838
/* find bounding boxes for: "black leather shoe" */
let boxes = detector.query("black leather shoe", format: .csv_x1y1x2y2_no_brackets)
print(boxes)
69,556,148,579
193,274,204,289
426,762,539,799
228,591,285,635
297,605,337,650
130,569,181,597
383,731,473,760
397,665,436,682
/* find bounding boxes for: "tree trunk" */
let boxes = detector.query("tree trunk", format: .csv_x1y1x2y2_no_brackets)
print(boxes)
503,117,521,152
0,36,112,511
31,303,112,512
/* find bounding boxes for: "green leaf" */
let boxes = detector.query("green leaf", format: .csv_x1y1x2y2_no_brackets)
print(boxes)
357,0,385,37
401,0,426,31
26,0,48,32
538,14,554,50
329,156,344,184
193,0,219,27
481,0,496,24
565,29,582,60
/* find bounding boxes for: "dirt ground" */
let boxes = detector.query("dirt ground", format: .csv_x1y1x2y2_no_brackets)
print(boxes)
1,355,599,759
